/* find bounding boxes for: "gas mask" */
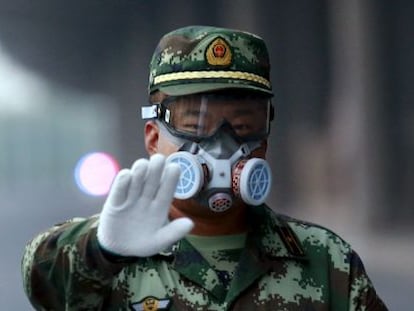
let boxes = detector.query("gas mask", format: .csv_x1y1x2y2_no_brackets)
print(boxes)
142,92,274,212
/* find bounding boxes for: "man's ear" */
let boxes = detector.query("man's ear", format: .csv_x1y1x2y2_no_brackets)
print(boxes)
144,121,159,155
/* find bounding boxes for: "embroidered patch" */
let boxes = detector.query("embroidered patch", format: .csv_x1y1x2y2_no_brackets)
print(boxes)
206,37,232,66
131,296,171,311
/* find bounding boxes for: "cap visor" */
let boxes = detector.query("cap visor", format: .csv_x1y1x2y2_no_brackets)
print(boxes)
158,82,273,97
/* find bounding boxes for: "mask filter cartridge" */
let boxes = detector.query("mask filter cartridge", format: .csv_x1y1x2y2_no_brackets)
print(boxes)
167,152,204,199
232,158,272,206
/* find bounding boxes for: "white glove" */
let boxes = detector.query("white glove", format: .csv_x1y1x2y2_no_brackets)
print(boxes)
97,154,194,257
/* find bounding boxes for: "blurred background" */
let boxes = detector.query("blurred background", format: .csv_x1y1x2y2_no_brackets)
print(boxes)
0,0,413,309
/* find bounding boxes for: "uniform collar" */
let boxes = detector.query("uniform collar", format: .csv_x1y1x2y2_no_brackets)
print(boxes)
247,204,307,260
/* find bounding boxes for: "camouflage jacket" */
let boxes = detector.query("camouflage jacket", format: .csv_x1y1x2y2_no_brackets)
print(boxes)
22,205,387,310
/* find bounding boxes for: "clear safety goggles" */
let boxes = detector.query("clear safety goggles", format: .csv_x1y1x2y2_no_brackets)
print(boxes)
142,93,274,141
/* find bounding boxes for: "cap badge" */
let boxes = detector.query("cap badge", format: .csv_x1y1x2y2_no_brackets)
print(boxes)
206,37,232,66
131,296,171,311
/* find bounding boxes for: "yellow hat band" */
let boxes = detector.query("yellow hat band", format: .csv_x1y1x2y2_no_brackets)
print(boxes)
153,70,271,89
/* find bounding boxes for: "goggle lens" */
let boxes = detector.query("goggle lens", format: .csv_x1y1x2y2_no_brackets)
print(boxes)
159,94,272,141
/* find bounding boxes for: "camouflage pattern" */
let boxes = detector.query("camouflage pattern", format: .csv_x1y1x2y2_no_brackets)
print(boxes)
186,234,245,290
148,26,273,96
22,205,387,310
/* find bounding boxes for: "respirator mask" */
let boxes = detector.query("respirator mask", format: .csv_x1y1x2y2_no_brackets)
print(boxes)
142,92,273,212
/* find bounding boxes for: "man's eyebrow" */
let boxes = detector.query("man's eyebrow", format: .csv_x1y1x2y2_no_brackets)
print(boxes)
232,107,255,116
182,109,202,117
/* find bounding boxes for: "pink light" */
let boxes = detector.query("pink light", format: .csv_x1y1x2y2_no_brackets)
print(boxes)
75,152,120,196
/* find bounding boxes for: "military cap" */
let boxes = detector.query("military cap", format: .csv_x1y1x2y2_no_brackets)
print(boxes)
148,25,273,96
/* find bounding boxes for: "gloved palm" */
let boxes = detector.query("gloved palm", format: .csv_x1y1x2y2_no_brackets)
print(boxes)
97,154,194,257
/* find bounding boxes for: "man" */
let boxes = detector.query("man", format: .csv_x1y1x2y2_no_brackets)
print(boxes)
22,25,387,310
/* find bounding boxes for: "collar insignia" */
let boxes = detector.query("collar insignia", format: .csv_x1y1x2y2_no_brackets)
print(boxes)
206,37,232,66
131,296,171,311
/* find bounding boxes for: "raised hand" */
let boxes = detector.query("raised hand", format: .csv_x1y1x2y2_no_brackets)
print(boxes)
97,154,194,257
